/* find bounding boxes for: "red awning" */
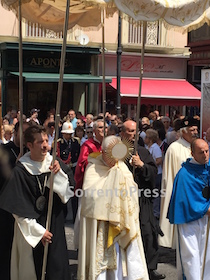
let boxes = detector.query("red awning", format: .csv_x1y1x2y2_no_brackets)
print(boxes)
109,78,201,106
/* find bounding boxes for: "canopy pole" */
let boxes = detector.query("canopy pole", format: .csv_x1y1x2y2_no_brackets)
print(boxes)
18,0,23,157
41,0,70,278
101,8,106,134
133,21,147,175
0,81,2,140
134,21,147,154
201,217,210,280
116,11,122,115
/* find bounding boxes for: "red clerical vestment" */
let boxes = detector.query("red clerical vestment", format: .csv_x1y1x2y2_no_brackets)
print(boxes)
74,138,101,190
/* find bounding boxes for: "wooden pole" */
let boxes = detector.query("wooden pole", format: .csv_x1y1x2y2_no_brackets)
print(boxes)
116,11,122,115
18,0,23,157
0,81,2,140
201,217,210,280
101,8,107,135
134,21,147,153
41,0,70,278
133,21,147,174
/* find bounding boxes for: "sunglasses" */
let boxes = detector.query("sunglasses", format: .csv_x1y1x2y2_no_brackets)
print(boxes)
98,126,108,129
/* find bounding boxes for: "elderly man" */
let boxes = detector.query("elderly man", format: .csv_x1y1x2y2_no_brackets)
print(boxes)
121,120,165,280
77,135,149,280
73,119,107,224
168,139,210,280
161,116,173,134
74,119,107,191
159,116,199,248
85,113,94,128
74,119,107,239
0,125,72,280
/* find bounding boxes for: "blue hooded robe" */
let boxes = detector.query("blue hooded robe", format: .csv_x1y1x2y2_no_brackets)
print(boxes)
168,158,210,224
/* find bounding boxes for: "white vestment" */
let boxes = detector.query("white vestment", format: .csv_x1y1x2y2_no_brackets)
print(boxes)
77,155,149,280
177,215,210,280
159,138,191,248
11,152,72,280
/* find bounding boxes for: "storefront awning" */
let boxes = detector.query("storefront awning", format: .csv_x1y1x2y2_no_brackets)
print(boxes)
10,72,112,83
110,77,201,106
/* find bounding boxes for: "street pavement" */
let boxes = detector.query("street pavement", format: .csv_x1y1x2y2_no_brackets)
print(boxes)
65,221,178,280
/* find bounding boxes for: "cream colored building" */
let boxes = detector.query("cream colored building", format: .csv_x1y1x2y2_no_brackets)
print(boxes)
0,5,199,120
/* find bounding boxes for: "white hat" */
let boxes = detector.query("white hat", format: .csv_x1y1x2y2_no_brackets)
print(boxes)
61,122,74,134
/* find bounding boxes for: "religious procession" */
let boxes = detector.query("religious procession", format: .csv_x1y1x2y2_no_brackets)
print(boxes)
1,0,210,280
0,106,210,280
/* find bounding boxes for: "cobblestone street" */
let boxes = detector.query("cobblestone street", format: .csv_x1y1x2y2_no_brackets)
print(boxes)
65,221,178,280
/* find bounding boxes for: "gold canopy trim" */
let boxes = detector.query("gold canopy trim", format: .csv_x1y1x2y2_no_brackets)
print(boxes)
0,0,210,32
113,0,210,33
0,0,116,32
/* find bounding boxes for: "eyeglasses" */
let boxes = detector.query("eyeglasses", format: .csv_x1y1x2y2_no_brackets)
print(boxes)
98,126,107,129
86,131,93,134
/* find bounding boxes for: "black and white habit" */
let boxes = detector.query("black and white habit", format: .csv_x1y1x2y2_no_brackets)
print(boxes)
0,152,73,280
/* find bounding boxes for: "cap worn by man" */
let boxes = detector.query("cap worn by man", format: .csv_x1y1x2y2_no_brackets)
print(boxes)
30,108,40,115
179,116,200,129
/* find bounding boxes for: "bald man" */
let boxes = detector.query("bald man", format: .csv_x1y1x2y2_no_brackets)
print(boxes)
168,139,210,280
121,120,165,280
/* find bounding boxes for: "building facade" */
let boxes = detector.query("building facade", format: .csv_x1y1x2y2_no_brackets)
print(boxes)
0,41,111,122
0,4,200,120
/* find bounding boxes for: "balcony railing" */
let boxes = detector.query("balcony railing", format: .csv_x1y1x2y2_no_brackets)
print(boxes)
25,21,63,39
128,20,159,45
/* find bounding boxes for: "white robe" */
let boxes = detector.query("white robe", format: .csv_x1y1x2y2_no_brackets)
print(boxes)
177,215,210,280
77,155,149,280
159,138,191,248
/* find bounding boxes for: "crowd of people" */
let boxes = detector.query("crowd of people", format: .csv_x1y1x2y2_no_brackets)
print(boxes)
0,106,210,280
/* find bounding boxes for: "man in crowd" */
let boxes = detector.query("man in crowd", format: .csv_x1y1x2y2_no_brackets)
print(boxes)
56,121,80,174
85,126,93,140
121,120,165,280
0,125,72,280
168,138,210,279
110,114,118,125
76,118,85,128
159,116,199,248
77,135,149,280
74,119,107,191
161,116,173,134
68,109,77,130
27,108,40,124
47,121,55,151
85,113,94,128
73,119,107,240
